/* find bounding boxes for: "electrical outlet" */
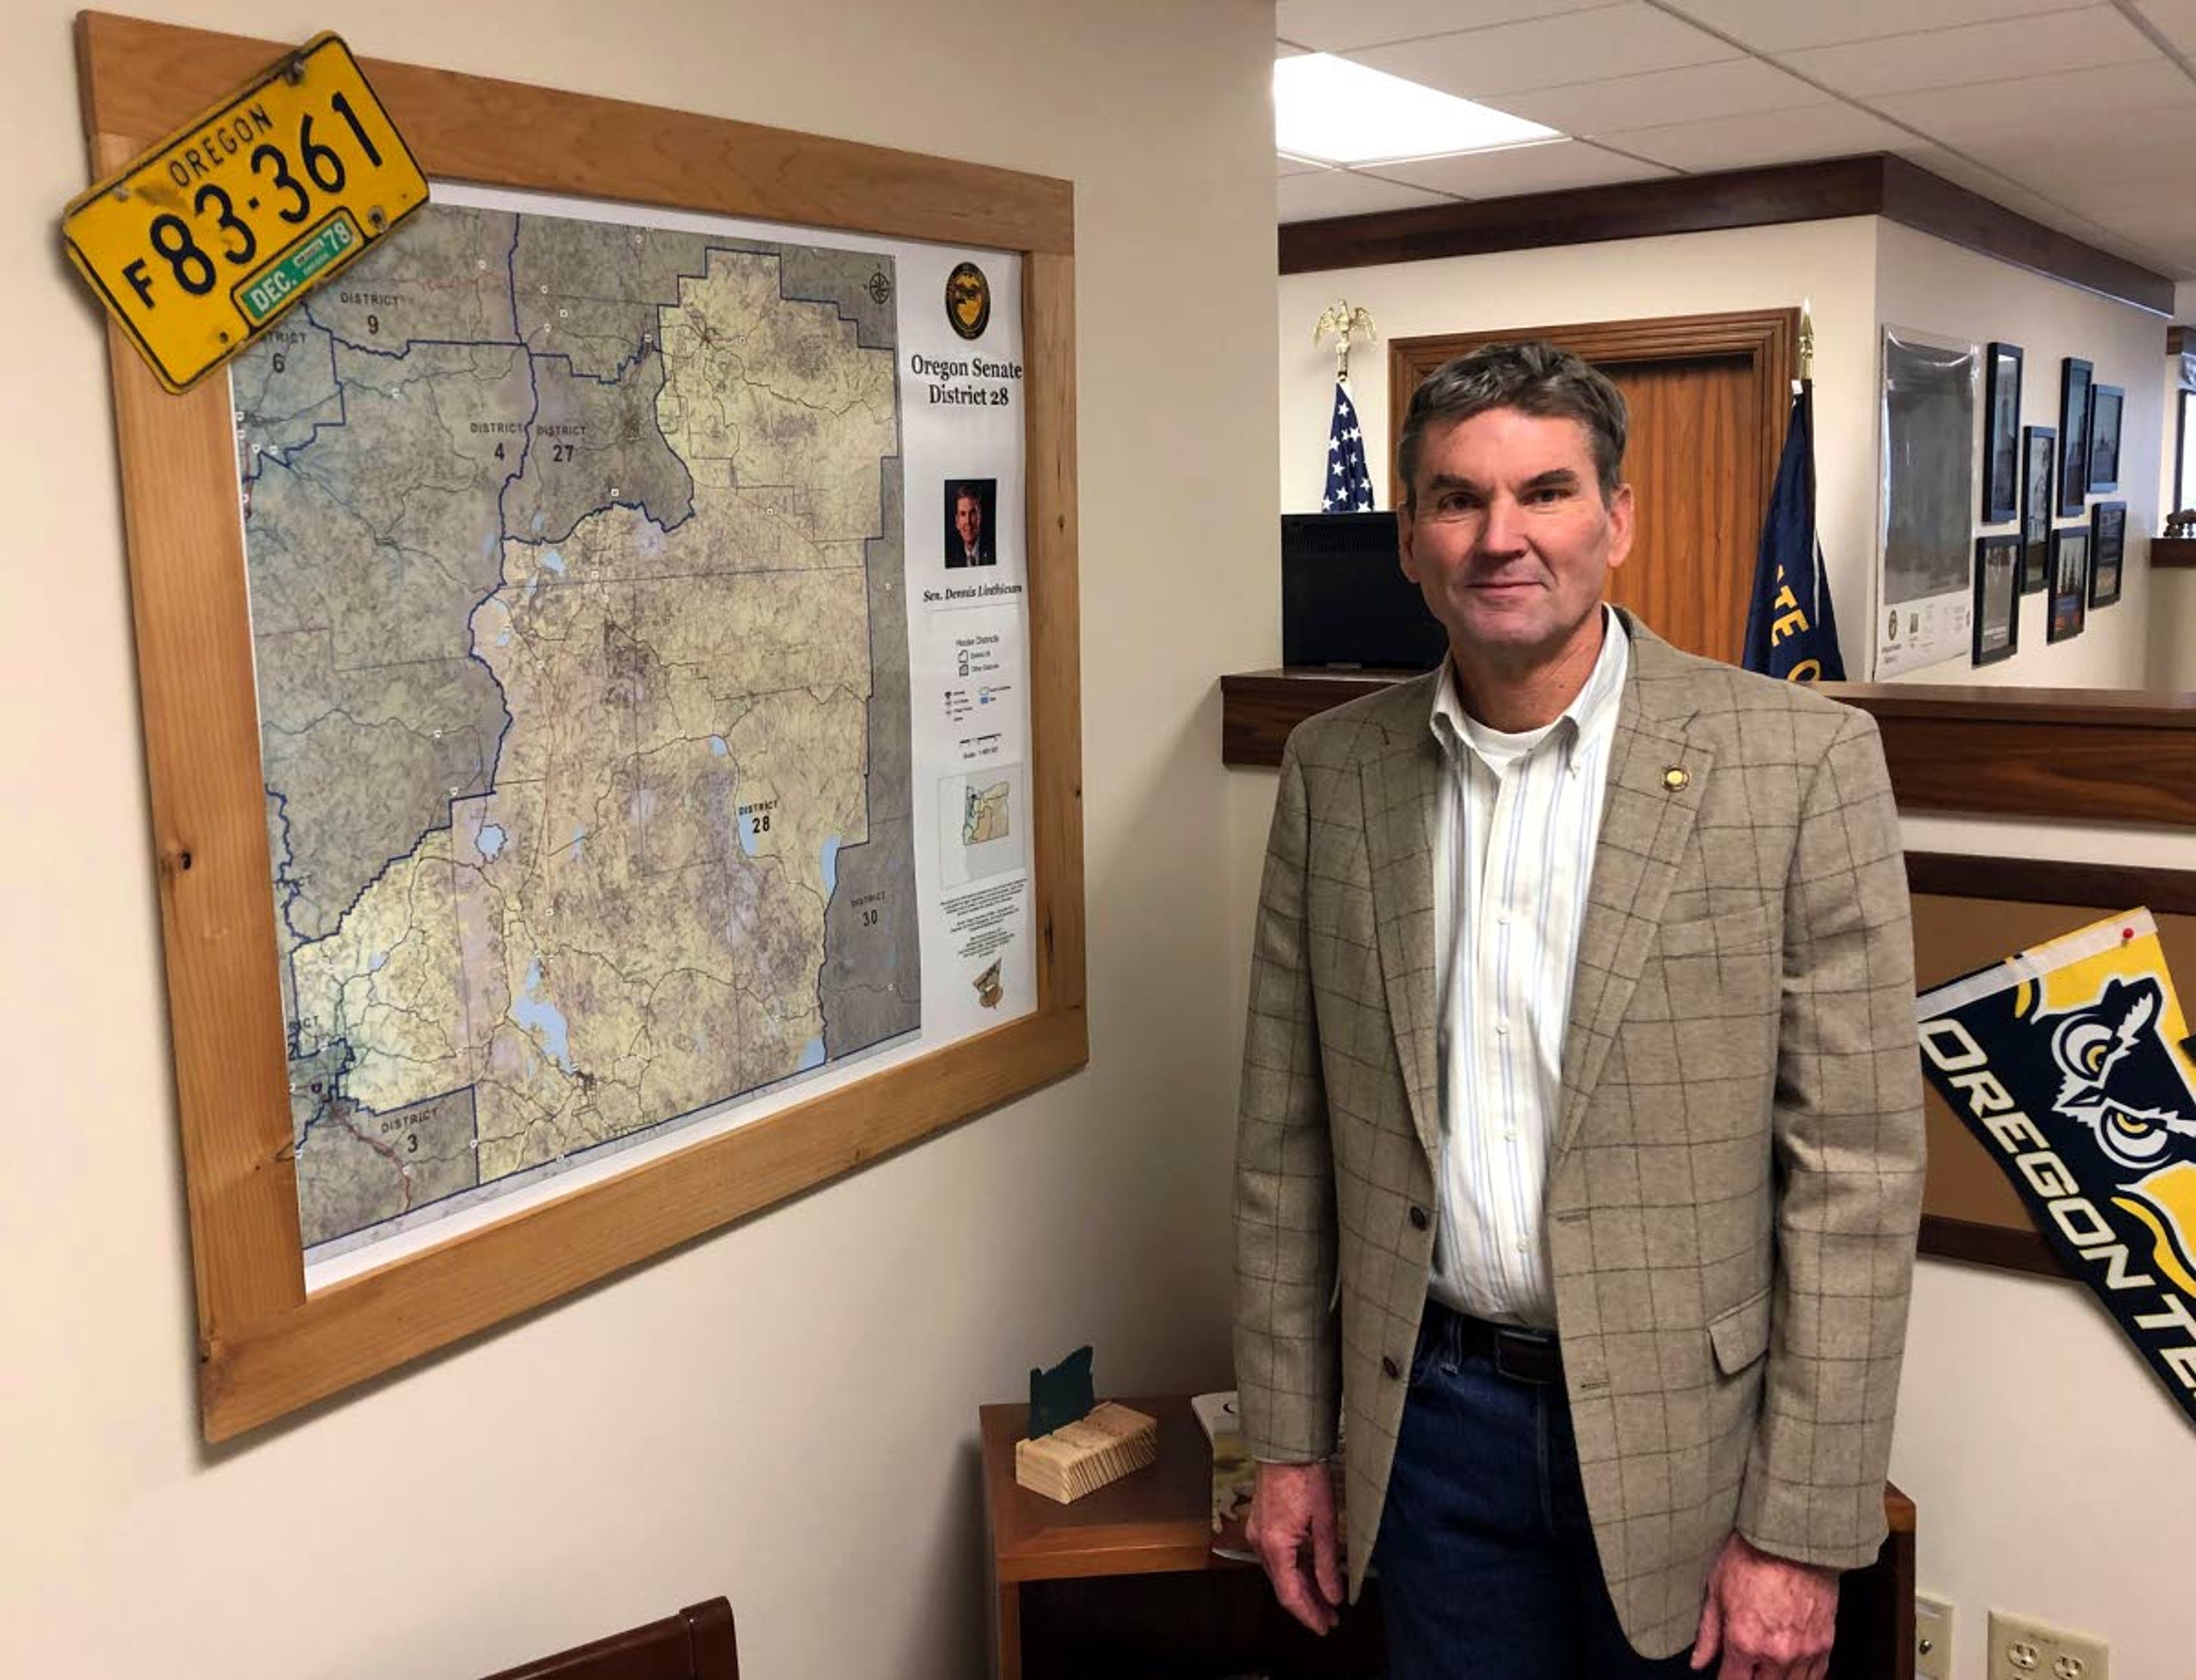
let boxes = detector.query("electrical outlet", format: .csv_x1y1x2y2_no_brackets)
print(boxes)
1915,1592,1954,1680
1988,1610,2109,1680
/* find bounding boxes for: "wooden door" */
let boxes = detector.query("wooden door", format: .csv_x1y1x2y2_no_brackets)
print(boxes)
1388,310,1799,666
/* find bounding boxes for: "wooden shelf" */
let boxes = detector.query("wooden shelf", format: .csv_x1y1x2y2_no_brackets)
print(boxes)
1222,670,2196,828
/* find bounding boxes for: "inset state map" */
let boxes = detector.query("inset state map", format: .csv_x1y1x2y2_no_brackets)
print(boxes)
233,202,918,1253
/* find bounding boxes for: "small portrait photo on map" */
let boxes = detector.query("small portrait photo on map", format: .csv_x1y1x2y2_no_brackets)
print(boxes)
945,477,998,569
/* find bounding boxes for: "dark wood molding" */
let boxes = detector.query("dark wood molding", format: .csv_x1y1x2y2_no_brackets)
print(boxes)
1825,682,2196,827
1905,851,2196,915
1279,153,2173,316
1280,156,1884,276
1385,308,1797,517
1917,1215,2062,1279
2152,536,2196,568
1220,670,2196,826
1872,156,2171,314
1220,668,1401,767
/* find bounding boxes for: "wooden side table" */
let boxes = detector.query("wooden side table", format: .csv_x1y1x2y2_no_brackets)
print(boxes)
980,1396,1385,1680
979,1395,1913,1680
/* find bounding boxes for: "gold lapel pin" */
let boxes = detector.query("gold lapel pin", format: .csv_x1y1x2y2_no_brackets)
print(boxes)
1662,767,1689,791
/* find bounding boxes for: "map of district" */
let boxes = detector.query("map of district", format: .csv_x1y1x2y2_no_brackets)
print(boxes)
232,202,920,1253
962,782,1011,846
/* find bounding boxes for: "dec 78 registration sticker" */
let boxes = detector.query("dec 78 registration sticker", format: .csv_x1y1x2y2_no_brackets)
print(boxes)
63,33,427,393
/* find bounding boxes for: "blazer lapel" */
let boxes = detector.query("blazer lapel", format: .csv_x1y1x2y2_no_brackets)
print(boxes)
1553,634,1713,1163
1360,727,1445,1167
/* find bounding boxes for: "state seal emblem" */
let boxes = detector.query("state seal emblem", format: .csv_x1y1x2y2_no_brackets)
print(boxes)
946,261,990,341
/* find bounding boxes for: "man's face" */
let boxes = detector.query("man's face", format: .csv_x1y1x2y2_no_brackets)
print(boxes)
1398,408,1632,670
956,494,982,547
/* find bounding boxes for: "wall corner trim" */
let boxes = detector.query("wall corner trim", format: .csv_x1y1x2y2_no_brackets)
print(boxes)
1278,153,2174,316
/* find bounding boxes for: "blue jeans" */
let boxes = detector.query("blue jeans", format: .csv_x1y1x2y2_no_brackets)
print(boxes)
1374,1303,1700,1680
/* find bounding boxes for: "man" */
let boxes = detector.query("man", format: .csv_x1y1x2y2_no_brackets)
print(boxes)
948,481,994,567
1234,341,1924,1679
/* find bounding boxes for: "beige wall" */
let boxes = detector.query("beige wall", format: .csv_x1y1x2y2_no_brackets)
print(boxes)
0,3,1278,1675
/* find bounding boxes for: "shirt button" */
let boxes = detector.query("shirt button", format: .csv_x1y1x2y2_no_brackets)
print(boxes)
1495,1018,1509,1035
1409,1205,1430,1231
1503,1128,1519,1142
1382,1355,1402,1379
1514,1239,1530,1254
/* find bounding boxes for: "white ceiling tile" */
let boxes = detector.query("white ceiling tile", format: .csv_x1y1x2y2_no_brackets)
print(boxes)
1276,42,1307,59
2128,0,2196,57
1278,152,1329,177
1781,7,2157,98
1483,57,1821,136
1371,139,1679,196
1967,111,2196,203
1277,169,1459,223
1873,58,2196,149
1659,0,2087,53
1276,0,1610,54
1350,3,1738,101
1597,102,1912,172
2011,157,2196,226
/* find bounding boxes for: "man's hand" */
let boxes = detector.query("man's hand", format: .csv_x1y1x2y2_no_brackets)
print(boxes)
1246,1460,1343,1635
1690,1531,1840,1679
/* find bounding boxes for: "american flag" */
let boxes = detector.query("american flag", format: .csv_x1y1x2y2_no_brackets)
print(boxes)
1324,377,1374,511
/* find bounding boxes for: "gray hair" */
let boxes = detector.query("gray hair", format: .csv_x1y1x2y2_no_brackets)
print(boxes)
1395,340,1628,506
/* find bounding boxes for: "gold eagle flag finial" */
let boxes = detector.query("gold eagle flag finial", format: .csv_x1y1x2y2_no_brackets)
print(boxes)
1313,299,1377,381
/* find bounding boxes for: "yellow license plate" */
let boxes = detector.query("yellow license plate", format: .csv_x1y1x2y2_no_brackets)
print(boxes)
63,33,427,393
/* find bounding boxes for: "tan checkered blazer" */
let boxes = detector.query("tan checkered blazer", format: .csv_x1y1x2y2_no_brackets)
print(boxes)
1233,612,1925,1658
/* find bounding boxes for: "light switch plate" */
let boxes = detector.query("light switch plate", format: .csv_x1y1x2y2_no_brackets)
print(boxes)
1916,1592,1953,1680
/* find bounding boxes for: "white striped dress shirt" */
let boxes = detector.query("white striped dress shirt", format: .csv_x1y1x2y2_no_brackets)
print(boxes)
1425,609,1629,1328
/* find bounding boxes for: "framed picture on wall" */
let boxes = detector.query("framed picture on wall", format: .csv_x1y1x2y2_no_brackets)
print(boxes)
2088,384,2124,493
1982,341,2023,522
2049,526,2090,642
2019,425,2054,592
2090,500,2126,607
1971,534,2020,665
2058,356,2093,517
71,12,1091,1441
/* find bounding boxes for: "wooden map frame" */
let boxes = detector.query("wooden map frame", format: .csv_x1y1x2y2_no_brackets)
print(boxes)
76,11,1086,1440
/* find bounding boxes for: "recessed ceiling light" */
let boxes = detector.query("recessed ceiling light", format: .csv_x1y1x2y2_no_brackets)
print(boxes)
1275,53,1560,166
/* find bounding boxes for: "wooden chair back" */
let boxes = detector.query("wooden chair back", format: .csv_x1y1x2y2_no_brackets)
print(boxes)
480,1597,738,1680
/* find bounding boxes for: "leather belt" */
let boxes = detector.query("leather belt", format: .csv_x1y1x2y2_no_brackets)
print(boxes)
1426,1300,1562,1386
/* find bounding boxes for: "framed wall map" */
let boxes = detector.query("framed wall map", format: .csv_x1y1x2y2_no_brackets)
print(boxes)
75,11,1086,1439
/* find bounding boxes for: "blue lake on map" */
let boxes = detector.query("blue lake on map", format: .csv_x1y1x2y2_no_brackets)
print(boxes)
513,957,575,1072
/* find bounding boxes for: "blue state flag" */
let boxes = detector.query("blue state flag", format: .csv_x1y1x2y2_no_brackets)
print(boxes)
1742,384,1845,681
1324,377,1374,511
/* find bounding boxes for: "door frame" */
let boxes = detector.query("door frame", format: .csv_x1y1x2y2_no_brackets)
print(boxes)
1385,308,1801,517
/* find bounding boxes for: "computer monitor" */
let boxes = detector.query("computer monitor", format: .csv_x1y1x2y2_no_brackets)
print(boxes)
1280,511,1446,670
